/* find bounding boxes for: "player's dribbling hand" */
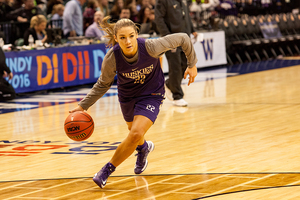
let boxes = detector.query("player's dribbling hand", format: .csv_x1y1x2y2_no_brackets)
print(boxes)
69,105,84,113
184,65,197,86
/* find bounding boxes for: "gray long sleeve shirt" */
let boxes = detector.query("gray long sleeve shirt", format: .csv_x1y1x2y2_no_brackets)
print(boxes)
79,33,198,110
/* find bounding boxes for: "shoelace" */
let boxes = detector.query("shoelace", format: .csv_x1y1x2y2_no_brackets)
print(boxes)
135,150,147,165
101,165,114,178
103,169,110,178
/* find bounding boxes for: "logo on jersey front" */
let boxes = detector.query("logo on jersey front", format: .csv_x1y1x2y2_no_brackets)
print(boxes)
122,64,153,84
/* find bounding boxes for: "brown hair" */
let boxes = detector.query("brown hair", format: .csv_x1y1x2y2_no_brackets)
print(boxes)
110,0,124,15
97,0,109,16
52,4,64,15
99,16,139,47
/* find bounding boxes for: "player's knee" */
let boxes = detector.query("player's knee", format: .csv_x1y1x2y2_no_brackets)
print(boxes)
128,129,144,144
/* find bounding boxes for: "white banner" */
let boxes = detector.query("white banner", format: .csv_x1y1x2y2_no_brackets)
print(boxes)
162,30,227,72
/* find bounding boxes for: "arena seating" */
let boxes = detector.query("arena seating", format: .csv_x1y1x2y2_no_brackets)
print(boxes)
218,13,300,65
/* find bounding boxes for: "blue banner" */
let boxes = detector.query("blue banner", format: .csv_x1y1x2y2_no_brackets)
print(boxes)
4,43,109,93
259,21,282,39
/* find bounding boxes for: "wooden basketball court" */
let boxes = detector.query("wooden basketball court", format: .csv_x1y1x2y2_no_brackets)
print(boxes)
1,59,300,199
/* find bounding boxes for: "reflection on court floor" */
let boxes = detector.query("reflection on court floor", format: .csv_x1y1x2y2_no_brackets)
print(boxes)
1,173,300,200
0,87,118,114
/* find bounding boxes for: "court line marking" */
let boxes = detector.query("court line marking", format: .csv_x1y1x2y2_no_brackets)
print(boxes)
50,176,134,200
1,172,300,183
49,175,185,200
94,175,184,200
2,173,300,200
207,174,275,197
144,174,229,200
8,197,49,199
194,185,300,199
287,179,300,186
3,179,83,200
0,181,37,191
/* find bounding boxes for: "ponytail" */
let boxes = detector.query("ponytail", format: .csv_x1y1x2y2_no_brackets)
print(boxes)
99,16,116,47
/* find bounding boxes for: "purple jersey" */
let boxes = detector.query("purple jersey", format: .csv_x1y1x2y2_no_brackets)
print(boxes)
113,38,165,101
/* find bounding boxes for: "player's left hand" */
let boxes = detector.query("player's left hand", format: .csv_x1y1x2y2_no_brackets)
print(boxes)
184,65,197,86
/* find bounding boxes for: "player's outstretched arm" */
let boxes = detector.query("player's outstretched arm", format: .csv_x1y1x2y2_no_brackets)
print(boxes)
184,65,197,86
69,105,84,113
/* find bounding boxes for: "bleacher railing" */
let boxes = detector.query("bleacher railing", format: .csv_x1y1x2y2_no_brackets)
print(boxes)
0,19,63,45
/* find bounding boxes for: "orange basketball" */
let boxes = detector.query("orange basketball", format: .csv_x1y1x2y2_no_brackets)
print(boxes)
64,111,94,141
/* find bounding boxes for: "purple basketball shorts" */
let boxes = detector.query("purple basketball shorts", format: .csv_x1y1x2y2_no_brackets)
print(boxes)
119,95,164,123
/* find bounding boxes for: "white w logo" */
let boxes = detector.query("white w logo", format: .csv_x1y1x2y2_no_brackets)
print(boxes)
201,39,213,60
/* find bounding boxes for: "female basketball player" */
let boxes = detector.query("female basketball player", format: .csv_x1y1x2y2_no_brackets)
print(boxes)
70,16,198,188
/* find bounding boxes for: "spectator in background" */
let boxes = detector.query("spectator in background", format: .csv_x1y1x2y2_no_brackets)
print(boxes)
125,0,138,22
149,0,155,8
0,0,13,22
3,0,13,7
119,7,130,19
236,0,260,16
83,0,98,31
137,0,153,12
139,8,159,34
215,0,237,17
36,0,47,16
97,0,109,16
23,14,47,45
137,5,151,24
6,0,43,22
51,4,64,20
0,46,15,101
85,10,106,39
190,0,219,12
109,0,124,22
12,0,23,9
261,0,271,8
63,0,85,37
269,0,292,14
47,0,63,15
51,4,64,28
190,0,220,29
155,0,197,107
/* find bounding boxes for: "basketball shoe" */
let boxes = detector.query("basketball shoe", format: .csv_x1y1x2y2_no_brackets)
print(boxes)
173,98,188,107
164,83,173,101
134,141,155,174
93,162,115,188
